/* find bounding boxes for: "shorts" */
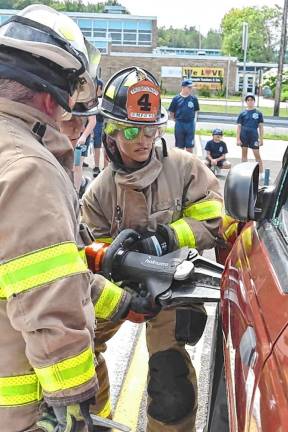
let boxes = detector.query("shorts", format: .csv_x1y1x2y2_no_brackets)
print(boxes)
240,135,260,149
175,121,195,148
93,122,104,149
206,158,225,168
74,136,90,166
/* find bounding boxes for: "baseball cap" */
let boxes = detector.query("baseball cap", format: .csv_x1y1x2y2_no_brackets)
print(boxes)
245,93,255,101
212,128,223,136
181,78,193,87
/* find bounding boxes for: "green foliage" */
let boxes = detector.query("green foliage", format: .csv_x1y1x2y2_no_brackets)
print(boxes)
263,68,288,90
158,26,222,49
221,6,281,62
0,0,127,13
198,86,211,97
202,29,222,49
280,88,288,102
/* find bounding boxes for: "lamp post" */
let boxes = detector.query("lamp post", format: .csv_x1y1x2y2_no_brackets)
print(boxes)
273,0,288,116
242,22,249,108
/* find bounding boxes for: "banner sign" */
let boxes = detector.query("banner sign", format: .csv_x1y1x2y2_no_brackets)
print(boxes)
182,67,224,89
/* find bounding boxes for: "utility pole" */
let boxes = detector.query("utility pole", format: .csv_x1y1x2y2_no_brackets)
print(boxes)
242,22,249,108
273,0,288,116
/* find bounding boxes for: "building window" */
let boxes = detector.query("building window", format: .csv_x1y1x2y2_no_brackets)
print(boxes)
123,32,137,45
109,32,122,44
93,30,106,38
123,20,138,31
138,32,152,45
77,19,92,37
138,21,152,31
0,15,10,24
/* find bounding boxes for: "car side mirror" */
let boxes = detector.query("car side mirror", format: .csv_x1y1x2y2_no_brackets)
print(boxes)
224,162,259,221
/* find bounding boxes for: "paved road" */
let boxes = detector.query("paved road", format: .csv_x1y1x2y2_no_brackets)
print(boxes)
84,131,285,432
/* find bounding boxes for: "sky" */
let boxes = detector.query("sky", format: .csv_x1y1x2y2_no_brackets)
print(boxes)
96,0,283,34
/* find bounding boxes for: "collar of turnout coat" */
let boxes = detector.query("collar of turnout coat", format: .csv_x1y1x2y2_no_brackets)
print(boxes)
113,146,163,190
0,97,74,178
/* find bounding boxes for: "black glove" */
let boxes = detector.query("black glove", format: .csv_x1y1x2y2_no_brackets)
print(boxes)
125,293,161,323
133,224,175,256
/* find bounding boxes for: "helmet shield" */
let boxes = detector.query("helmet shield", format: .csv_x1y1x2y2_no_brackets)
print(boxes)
101,67,167,126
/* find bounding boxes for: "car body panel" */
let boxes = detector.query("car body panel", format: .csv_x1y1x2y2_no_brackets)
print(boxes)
221,220,288,431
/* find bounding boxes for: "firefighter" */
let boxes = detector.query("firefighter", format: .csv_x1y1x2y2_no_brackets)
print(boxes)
0,8,155,432
81,67,223,432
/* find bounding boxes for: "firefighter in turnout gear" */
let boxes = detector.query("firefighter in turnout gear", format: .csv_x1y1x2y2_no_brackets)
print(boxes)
0,7,150,432
81,67,223,432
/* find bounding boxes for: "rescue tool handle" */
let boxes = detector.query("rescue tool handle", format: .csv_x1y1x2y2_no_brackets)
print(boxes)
101,228,140,277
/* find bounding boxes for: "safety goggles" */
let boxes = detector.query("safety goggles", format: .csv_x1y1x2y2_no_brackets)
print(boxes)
104,121,166,141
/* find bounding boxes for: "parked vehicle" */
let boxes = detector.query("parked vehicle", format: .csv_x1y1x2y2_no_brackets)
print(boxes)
219,148,288,431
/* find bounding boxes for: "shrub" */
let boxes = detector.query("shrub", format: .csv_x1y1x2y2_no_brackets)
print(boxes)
198,86,211,97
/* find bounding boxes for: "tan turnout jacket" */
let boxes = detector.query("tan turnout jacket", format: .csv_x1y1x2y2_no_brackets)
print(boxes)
0,99,129,432
82,146,222,251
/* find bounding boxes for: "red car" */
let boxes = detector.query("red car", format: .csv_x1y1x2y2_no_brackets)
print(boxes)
219,149,288,431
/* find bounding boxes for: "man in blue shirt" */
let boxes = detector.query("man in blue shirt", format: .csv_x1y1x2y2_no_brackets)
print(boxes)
237,93,264,177
168,78,200,152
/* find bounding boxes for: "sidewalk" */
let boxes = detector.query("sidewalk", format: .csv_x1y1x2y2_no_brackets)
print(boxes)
163,95,288,109
164,133,284,185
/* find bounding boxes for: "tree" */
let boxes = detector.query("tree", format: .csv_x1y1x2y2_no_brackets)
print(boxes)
221,6,281,62
203,30,222,49
0,0,128,13
158,26,220,49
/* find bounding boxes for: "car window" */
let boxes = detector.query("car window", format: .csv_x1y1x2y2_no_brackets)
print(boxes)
277,199,288,243
272,166,288,243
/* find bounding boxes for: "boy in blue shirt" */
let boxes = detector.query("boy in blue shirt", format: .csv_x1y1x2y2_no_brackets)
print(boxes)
168,78,200,152
205,128,231,173
237,94,264,177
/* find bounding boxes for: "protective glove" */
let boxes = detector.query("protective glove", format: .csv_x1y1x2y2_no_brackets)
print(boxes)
49,399,94,432
125,293,161,323
133,224,175,256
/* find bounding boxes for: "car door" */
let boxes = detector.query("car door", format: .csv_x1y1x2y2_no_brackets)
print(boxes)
221,154,288,431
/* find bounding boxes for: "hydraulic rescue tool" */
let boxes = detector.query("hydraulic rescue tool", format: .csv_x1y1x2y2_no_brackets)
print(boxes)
85,229,224,432
86,229,223,307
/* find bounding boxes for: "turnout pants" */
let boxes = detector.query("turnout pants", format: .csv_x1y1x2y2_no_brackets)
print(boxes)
93,309,197,432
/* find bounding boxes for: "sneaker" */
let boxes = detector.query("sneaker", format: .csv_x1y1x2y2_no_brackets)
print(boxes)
93,167,101,177
83,161,89,168
79,177,90,199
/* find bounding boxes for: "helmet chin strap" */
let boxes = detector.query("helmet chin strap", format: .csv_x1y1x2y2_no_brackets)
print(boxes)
161,137,168,157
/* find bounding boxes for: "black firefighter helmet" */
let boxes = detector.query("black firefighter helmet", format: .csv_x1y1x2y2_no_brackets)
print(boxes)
101,66,167,126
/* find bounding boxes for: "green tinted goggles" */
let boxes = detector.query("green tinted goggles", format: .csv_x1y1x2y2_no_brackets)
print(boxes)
104,121,165,141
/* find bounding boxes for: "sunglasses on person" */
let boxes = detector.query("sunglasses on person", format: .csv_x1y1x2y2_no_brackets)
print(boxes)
104,121,166,141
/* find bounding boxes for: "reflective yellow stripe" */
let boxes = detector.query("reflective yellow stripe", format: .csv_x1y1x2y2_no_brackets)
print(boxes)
0,372,42,406
95,280,123,320
97,399,112,418
0,242,87,299
105,85,116,100
34,347,95,393
170,219,196,248
183,200,222,221
95,237,113,244
222,214,236,231
224,222,238,241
